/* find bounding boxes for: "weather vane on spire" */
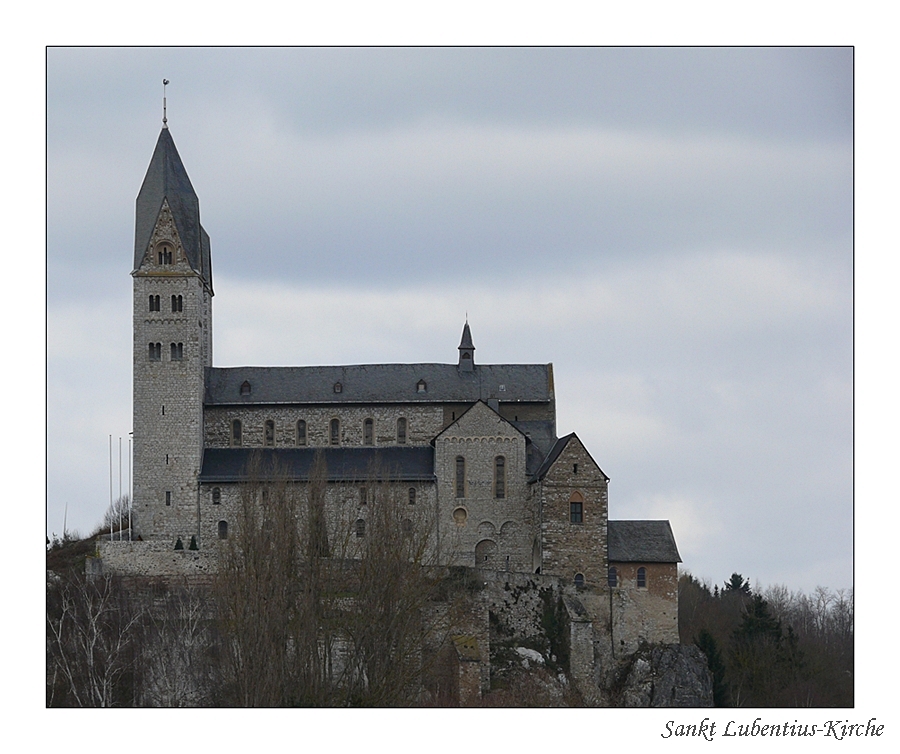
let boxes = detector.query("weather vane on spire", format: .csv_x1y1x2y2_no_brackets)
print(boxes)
162,79,169,128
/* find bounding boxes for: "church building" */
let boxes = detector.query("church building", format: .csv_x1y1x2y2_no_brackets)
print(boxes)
113,123,682,654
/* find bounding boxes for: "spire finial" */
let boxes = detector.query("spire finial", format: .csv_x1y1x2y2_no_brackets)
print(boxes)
162,79,169,128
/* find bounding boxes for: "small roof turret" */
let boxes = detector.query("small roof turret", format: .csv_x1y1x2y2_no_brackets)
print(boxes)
458,320,475,371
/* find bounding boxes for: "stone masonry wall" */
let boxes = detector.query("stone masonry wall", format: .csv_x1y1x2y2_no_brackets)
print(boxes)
434,403,534,573
204,404,445,449
538,436,608,589
133,202,209,545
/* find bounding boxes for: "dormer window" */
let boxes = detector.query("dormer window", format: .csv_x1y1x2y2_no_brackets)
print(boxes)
416,380,427,393
334,382,343,394
240,381,251,396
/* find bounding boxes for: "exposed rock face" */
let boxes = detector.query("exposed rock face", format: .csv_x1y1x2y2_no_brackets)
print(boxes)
615,644,713,707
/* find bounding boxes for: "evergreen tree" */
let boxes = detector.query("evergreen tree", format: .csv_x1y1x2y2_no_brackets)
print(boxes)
695,629,729,706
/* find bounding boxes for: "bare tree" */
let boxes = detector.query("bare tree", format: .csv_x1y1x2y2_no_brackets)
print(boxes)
213,451,456,706
46,571,142,707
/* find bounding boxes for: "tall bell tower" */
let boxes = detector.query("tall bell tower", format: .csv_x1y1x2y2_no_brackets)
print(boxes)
132,123,213,544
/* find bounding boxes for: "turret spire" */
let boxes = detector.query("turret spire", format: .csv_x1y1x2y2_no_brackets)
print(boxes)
458,320,475,371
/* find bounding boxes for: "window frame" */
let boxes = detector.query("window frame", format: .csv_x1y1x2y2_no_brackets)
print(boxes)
264,419,275,447
637,566,647,588
231,419,242,446
494,455,506,499
363,418,374,446
397,417,407,444
455,455,466,498
330,418,340,445
296,419,307,446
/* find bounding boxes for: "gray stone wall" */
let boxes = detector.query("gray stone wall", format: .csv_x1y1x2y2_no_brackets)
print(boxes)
204,404,444,448
537,436,608,588
132,201,209,546
434,403,534,572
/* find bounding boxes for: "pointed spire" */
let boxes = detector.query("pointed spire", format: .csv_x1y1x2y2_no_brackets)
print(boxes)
134,127,212,290
458,320,475,371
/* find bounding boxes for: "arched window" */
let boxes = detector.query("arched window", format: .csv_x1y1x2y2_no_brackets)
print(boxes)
296,419,307,446
494,456,506,499
359,487,368,506
240,381,251,396
455,456,465,498
212,487,221,505
569,491,584,524
149,342,161,361
637,567,647,588
218,520,228,539
170,342,183,361
574,573,585,588
408,487,416,505
264,420,275,446
149,295,160,312
355,519,366,537
363,418,374,446
232,419,242,446
397,417,407,444
171,294,183,313
330,418,340,445
158,245,172,265
608,566,618,588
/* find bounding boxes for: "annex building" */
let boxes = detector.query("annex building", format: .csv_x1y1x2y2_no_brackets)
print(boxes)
100,124,683,682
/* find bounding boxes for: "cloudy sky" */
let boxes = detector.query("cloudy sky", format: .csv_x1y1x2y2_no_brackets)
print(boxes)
46,47,852,594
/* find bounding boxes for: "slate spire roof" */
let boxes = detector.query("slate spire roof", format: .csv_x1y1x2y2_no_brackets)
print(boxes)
134,128,212,289
459,321,474,350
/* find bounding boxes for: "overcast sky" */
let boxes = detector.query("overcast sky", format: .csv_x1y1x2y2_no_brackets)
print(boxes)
46,47,852,594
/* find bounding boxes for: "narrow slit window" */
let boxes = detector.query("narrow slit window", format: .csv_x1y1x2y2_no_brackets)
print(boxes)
408,487,416,505
296,419,307,446
264,419,275,446
608,566,618,588
232,419,242,446
355,519,366,537
212,487,221,505
455,456,465,498
363,418,374,446
637,567,647,588
165,491,171,506
397,417,407,444
330,418,340,445
359,487,368,506
494,456,506,499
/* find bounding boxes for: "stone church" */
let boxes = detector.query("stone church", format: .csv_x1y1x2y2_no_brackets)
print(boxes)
104,124,683,670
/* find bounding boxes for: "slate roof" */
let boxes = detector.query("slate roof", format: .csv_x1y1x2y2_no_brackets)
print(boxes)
458,322,474,350
199,446,435,483
134,128,212,289
607,520,681,563
531,433,609,482
204,363,553,406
